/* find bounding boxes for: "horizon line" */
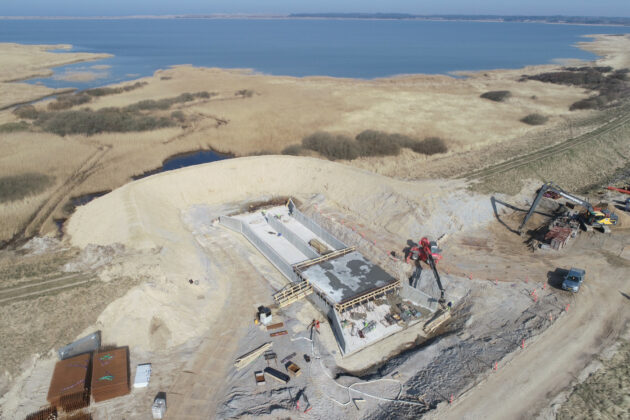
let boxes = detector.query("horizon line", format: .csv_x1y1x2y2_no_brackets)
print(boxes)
1,13,630,20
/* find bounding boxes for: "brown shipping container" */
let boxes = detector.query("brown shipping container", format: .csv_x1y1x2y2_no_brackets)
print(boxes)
47,353,91,407
91,348,130,402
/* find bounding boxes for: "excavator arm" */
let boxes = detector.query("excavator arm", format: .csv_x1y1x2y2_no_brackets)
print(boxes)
518,182,595,233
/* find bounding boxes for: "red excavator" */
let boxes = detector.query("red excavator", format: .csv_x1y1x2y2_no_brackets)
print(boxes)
407,237,450,333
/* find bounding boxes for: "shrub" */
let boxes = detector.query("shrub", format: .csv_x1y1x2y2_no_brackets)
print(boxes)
0,121,30,133
47,93,92,110
480,90,511,102
171,111,185,123
355,130,401,156
36,108,175,136
13,105,39,119
389,133,420,148
569,97,602,111
235,89,255,98
302,132,359,160
281,144,303,156
84,81,147,97
520,113,549,125
0,173,54,202
410,137,448,155
124,92,210,111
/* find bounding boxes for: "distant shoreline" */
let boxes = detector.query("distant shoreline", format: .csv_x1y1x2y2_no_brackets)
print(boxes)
0,14,629,27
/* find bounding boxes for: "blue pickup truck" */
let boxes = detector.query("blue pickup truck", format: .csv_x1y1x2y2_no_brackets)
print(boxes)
562,268,586,293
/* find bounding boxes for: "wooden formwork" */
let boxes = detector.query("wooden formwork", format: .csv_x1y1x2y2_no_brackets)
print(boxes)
293,247,356,271
335,280,401,313
273,281,313,308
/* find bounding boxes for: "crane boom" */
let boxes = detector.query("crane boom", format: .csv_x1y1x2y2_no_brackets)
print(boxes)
426,253,446,305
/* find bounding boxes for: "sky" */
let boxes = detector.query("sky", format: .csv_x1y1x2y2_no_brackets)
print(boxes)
1,0,629,17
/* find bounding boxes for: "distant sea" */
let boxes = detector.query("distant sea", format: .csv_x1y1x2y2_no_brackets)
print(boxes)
0,19,628,88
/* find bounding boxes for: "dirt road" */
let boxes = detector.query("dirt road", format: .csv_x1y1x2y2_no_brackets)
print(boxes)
433,252,630,420
164,231,275,419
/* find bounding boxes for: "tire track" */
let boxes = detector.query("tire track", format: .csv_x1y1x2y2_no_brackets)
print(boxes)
0,274,95,304
5,144,111,247
460,105,630,180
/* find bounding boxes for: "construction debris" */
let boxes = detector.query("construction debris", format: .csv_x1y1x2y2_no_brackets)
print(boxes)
58,331,101,360
281,352,296,364
254,371,266,386
25,406,57,420
353,398,366,410
265,322,284,330
133,363,152,388
264,367,290,384
263,351,277,366
270,330,288,337
286,362,302,377
309,238,331,255
152,393,167,419
234,342,273,370
257,306,273,326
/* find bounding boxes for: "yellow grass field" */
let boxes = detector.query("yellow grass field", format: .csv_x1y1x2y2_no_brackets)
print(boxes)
1,34,629,243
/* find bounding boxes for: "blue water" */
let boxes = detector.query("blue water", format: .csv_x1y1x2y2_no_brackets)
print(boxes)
161,150,230,171
132,150,231,180
0,19,628,89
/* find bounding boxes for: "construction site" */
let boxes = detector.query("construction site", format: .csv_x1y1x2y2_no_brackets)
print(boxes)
0,153,628,420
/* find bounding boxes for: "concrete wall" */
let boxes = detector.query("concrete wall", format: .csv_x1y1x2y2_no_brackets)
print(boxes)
219,215,300,283
288,200,347,250
305,285,347,354
266,215,319,259
400,281,438,312
327,308,347,355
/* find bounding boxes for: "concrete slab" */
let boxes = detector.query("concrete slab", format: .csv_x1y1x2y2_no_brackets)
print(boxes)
337,302,404,355
265,206,335,251
302,251,397,304
234,210,309,265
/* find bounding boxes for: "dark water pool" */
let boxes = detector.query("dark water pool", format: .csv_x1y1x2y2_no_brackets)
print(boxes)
133,149,232,180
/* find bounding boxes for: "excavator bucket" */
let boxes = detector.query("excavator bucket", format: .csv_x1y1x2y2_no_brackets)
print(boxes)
423,309,451,335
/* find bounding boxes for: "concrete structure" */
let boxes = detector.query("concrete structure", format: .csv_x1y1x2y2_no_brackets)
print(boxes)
219,200,404,355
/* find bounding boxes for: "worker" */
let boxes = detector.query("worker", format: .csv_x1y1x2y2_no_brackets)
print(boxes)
446,302,453,311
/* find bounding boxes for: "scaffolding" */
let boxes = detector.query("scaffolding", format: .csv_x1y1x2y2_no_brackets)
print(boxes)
273,281,313,307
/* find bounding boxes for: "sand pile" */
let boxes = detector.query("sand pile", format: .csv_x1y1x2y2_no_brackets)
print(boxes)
67,156,494,252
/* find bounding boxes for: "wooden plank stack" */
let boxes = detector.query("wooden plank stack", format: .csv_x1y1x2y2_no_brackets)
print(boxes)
234,342,272,370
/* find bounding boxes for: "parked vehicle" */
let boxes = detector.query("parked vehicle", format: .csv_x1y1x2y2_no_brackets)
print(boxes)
562,267,586,293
